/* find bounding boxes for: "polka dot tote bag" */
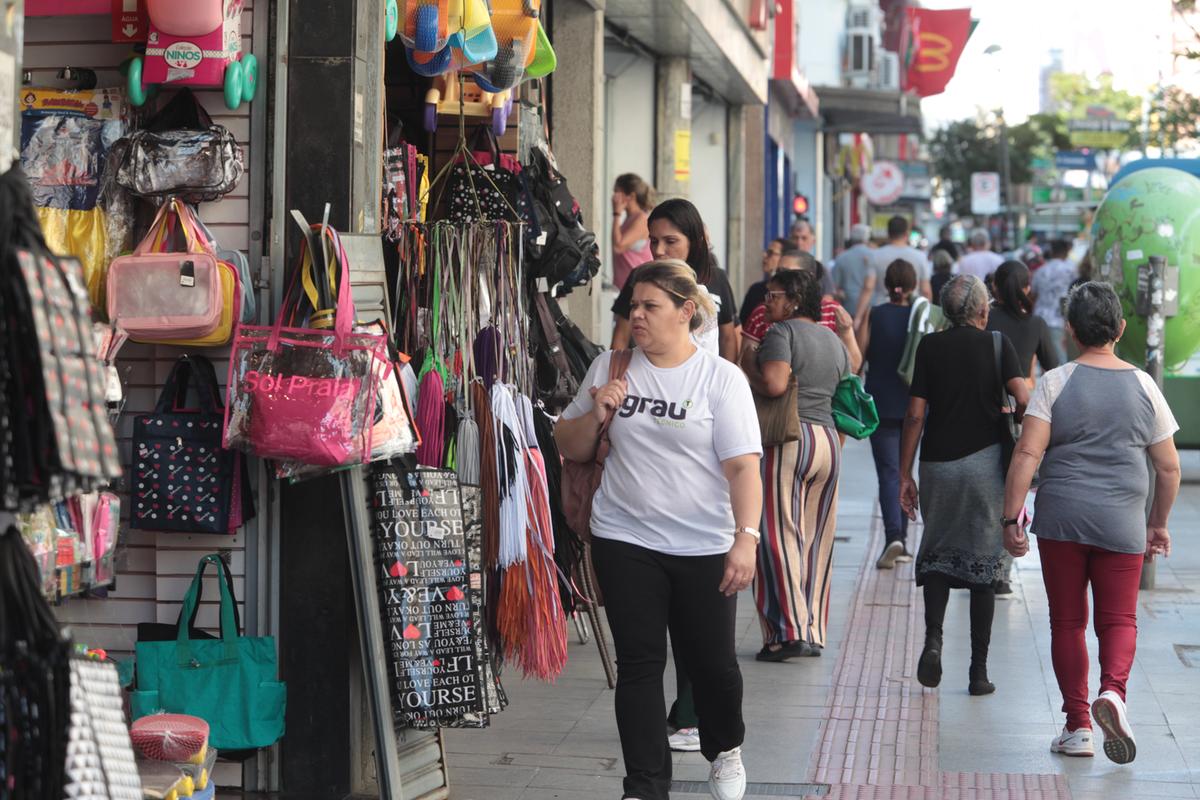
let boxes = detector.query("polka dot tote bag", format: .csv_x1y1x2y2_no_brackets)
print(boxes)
131,355,237,535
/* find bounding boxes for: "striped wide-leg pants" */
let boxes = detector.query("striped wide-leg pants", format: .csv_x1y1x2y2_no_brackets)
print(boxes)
753,422,841,648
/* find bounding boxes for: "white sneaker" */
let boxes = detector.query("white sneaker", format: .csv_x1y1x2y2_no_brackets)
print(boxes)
708,747,746,800
876,541,904,570
668,726,701,752
1049,726,1094,757
1093,690,1137,764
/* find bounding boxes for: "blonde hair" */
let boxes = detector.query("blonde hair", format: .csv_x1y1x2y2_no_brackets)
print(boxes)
628,259,716,331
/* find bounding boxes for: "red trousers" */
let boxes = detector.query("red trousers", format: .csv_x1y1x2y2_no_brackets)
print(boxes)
1038,537,1143,731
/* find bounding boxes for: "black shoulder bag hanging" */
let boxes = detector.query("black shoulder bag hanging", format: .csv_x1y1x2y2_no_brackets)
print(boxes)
993,331,1018,473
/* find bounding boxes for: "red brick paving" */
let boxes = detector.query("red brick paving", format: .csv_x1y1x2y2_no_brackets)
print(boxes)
808,519,1072,799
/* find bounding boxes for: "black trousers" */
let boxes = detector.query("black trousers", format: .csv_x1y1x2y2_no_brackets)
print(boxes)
592,536,746,800
923,574,995,668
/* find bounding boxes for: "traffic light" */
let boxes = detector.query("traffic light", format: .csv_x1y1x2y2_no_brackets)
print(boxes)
792,194,810,216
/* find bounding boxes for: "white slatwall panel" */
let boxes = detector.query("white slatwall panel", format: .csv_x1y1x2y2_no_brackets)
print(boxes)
27,9,258,672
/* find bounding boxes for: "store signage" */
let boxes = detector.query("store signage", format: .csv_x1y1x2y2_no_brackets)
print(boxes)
370,466,484,728
1055,150,1097,171
970,172,1001,215
861,160,905,205
111,0,148,43
1068,111,1131,149
674,130,691,181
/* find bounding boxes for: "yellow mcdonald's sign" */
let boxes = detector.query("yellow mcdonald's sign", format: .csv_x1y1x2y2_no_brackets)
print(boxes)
916,32,952,73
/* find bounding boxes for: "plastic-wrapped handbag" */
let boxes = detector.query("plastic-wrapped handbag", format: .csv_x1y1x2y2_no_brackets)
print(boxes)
223,211,387,467
106,199,239,346
110,90,244,204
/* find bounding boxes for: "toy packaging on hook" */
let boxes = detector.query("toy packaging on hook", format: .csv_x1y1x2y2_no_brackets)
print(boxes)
129,0,258,111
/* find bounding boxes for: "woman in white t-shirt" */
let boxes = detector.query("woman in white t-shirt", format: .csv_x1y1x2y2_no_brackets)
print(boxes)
556,260,763,800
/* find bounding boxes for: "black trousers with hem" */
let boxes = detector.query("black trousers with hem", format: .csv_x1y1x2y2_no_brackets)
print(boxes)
591,536,745,800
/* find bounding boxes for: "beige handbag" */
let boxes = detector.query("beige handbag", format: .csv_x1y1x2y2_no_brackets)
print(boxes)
755,375,801,446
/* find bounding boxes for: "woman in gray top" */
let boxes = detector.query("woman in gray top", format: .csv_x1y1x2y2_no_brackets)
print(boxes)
743,269,850,661
1003,282,1180,765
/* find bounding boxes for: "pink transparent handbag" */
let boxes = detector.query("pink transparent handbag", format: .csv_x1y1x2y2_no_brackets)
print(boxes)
223,220,386,469
106,200,223,340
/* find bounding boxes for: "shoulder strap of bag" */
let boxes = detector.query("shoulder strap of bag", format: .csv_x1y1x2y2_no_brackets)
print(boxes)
172,551,242,635
992,330,1008,409
175,554,240,653
594,350,633,465
154,355,221,415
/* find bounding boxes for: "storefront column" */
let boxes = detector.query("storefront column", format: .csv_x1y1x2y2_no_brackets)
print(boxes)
726,105,750,296
655,57,691,199
550,0,606,342
276,0,386,795
0,0,20,167
740,106,765,290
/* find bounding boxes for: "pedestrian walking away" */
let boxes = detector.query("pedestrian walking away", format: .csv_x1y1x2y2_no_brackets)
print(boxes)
858,215,932,324
899,275,1029,696
929,250,954,307
833,223,875,319
857,259,918,570
610,173,655,290
556,260,763,800
611,198,739,362
1031,239,1078,365
986,260,1060,387
1002,281,1181,765
742,268,850,659
957,229,1004,284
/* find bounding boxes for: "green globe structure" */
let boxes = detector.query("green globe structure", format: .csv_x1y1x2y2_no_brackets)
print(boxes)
1090,167,1200,372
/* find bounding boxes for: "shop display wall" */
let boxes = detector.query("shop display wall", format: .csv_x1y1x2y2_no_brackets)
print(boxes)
26,8,260,787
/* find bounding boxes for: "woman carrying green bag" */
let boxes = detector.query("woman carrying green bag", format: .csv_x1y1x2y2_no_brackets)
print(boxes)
741,269,852,661
132,554,286,751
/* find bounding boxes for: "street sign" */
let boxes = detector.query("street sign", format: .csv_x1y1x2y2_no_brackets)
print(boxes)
1068,117,1131,148
970,172,1001,215
1055,150,1097,170
861,160,905,205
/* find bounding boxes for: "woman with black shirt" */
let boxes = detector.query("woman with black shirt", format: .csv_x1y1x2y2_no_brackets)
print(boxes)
899,275,1030,696
610,198,739,362
986,260,1060,386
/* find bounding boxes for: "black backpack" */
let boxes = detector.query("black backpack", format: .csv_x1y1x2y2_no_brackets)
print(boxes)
520,147,600,295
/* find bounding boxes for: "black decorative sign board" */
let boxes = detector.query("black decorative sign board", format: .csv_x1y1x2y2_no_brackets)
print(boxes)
369,465,485,729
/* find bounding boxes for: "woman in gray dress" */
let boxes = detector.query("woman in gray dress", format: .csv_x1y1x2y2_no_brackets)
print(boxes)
1002,282,1180,764
899,275,1029,695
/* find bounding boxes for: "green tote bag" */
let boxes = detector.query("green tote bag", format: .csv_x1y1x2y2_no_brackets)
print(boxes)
132,554,286,750
832,374,880,440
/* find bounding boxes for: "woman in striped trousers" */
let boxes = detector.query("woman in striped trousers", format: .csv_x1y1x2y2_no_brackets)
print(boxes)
741,269,853,660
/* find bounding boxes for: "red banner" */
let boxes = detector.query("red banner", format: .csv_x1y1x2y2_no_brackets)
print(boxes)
904,7,972,98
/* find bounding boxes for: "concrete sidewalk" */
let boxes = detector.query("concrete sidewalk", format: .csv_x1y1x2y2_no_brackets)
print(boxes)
441,441,1200,800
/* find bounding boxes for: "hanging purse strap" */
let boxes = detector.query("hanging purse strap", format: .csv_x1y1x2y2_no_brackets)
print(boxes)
154,355,223,415
175,554,240,665
171,552,241,636
594,350,633,466
533,292,571,375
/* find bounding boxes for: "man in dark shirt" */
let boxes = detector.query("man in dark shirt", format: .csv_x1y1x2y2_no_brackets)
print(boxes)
929,225,961,263
740,239,797,325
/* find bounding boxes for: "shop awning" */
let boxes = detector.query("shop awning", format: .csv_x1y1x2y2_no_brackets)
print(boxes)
604,0,770,105
816,86,922,134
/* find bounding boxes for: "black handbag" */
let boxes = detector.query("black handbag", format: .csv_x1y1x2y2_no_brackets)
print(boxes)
130,355,248,534
444,126,521,223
